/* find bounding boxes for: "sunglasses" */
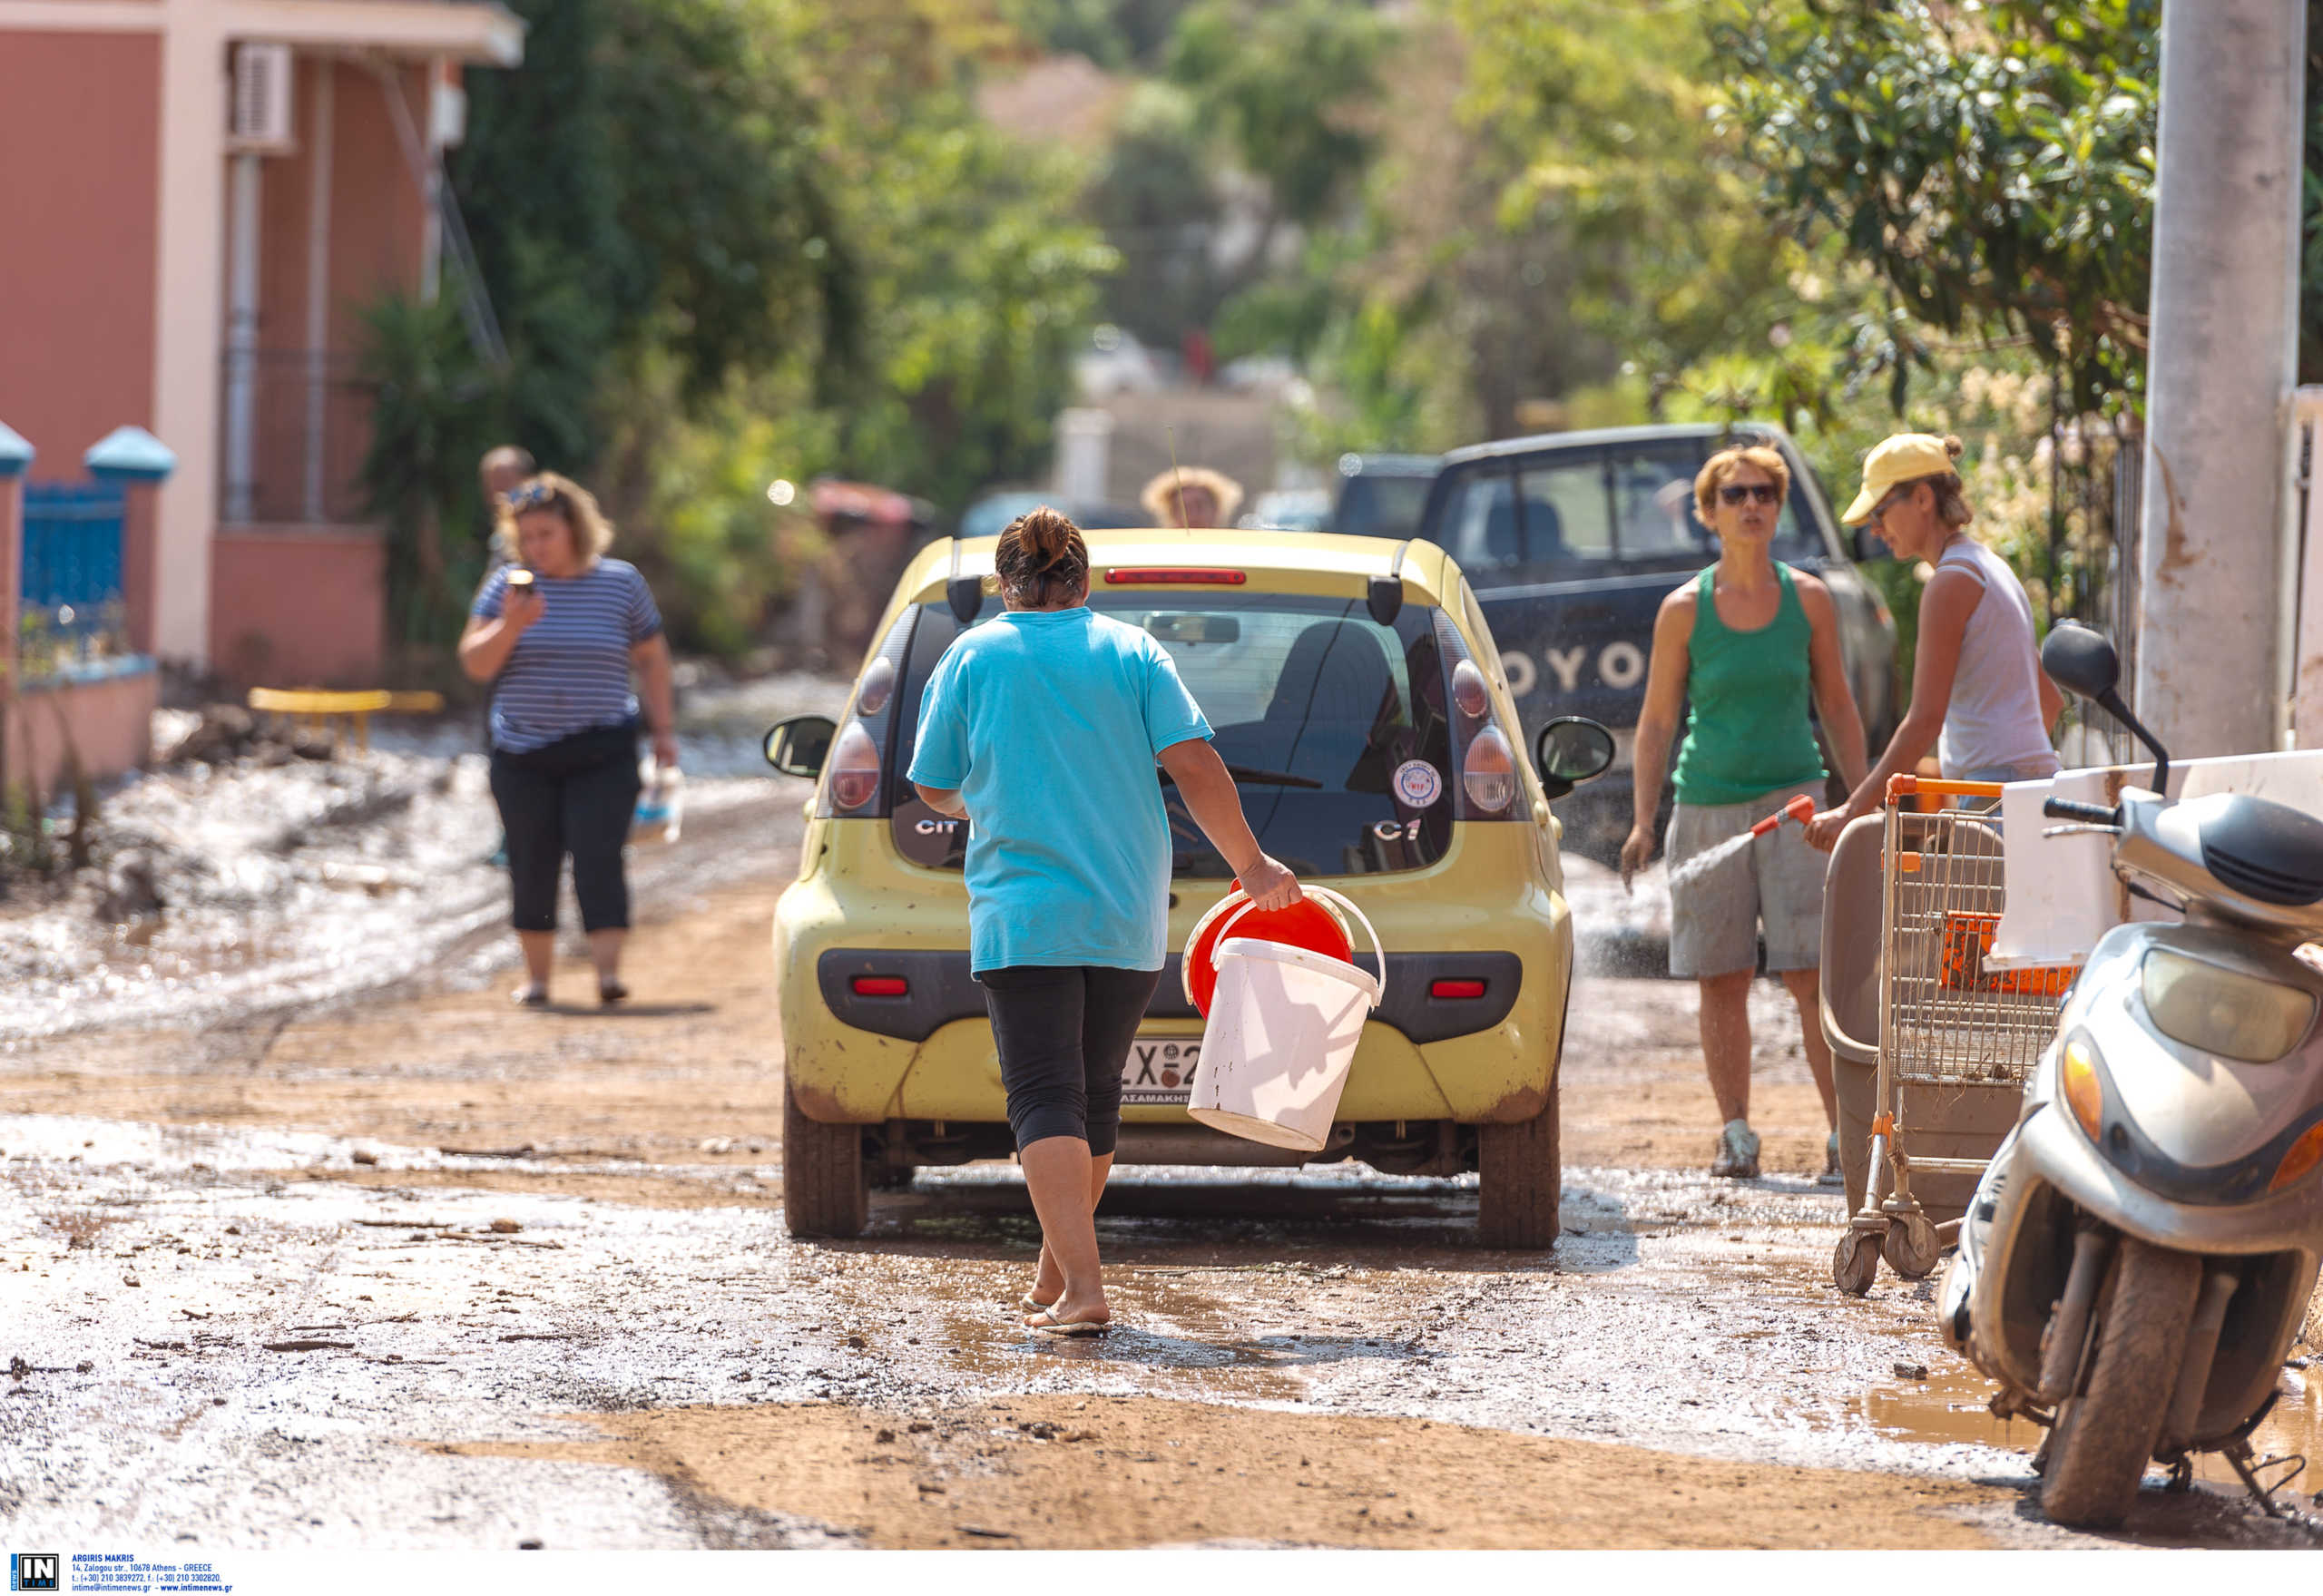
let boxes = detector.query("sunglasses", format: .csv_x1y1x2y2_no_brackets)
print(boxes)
1868,486,1907,524
502,481,559,511
1717,483,1781,506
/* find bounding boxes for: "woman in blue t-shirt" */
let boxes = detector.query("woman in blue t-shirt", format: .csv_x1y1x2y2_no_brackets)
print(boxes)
910,508,1299,1337
458,473,678,1007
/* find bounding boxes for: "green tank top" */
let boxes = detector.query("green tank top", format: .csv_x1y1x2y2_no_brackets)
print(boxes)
1670,562,1828,807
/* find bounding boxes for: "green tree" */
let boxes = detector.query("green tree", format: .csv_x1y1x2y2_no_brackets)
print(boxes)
1710,0,2161,416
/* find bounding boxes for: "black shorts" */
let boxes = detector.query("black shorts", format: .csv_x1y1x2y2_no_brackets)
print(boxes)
979,964,1164,1158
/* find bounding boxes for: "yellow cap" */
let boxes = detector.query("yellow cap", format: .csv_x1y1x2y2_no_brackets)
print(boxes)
1840,433,1960,525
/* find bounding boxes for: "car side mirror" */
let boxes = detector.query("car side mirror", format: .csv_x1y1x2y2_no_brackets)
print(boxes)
764,714,837,778
1534,716,1616,801
947,575,985,623
1366,573,1403,626
2040,622,2120,702
1849,524,1884,563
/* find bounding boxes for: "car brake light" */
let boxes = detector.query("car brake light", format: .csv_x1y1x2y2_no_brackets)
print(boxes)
1103,568,1247,585
828,720,882,811
1461,725,1515,813
851,975,908,998
1430,979,1487,1000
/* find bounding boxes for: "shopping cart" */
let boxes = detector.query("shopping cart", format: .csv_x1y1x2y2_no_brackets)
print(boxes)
1822,775,2079,1296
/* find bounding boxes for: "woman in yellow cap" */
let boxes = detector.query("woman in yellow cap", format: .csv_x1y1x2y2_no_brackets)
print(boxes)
1806,434,2063,852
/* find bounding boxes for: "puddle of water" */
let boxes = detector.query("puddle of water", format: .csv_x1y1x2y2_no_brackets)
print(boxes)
1867,1362,2323,1493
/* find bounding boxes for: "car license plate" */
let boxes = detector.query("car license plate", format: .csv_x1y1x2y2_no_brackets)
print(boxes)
1122,1035,1201,1105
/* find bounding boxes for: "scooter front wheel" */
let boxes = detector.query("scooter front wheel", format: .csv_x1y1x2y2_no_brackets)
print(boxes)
2040,1237,2202,1530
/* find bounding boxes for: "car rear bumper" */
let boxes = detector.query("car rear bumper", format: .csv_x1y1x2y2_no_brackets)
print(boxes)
776,823,1573,1129
818,948,1522,1044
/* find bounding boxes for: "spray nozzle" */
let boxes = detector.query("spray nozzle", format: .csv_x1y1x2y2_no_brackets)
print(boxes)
1749,792,1818,838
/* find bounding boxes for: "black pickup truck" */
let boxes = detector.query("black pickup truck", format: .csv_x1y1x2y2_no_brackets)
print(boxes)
1408,423,1898,862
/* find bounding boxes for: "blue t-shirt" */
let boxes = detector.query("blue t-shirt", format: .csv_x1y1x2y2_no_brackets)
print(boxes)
907,607,1212,974
471,559,662,753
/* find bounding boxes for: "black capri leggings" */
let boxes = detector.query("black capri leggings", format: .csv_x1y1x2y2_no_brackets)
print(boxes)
487,723,642,934
980,964,1164,1157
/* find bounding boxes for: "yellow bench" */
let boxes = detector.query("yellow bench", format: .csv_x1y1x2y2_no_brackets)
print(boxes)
245,688,445,753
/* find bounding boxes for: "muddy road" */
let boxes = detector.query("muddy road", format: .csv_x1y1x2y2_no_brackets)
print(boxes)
2,715,2318,1549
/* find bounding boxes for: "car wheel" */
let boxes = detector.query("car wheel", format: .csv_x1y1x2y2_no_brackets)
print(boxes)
783,1080,869,1239
1477,1082,1561,1249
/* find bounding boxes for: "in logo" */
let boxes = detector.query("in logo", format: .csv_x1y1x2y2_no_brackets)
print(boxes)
9,1553,58,1592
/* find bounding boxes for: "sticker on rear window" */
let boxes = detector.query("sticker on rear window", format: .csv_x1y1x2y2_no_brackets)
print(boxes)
1394,759,1444,808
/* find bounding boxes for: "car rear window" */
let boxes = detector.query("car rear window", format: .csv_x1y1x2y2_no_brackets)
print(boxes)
889,593,1458,878
1434,438,1819,588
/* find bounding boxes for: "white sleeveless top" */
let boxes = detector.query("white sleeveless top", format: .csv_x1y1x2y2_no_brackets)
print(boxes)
1935,539,2061,780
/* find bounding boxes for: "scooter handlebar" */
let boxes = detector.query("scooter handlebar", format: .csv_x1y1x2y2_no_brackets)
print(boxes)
2043,797,2118,826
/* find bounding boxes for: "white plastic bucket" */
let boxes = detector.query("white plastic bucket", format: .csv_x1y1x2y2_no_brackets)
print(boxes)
1187,887,1384,1151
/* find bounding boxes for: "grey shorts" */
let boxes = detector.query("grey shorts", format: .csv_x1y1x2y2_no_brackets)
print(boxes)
1667,781,1828,978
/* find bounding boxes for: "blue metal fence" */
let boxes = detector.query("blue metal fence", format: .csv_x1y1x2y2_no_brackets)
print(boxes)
20,482,128,678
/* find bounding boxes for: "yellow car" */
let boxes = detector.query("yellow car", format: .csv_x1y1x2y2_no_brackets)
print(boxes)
761,528,1613,1247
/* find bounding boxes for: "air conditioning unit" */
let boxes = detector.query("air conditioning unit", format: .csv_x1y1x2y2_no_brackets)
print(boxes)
228,42,295,152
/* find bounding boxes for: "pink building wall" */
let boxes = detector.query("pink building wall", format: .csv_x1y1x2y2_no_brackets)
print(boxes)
8,669,158,802
0,32,162,465
211,528,387,687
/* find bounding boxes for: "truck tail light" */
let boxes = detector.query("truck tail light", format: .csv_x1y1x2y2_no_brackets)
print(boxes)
851,975,909,998
1430,978,1488,1000
828,720,882,811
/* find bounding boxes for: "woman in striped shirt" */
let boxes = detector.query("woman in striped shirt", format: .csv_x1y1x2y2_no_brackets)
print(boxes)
459,473,679,1006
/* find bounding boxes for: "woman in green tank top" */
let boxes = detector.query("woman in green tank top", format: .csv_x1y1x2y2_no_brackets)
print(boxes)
1622,446,1868,1182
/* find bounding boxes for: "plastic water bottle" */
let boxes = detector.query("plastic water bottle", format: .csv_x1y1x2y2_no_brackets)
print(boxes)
632,763,685,845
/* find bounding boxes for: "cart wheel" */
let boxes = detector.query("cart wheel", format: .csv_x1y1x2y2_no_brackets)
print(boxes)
1883,1210,1942,1279
1833,1228,1880,1296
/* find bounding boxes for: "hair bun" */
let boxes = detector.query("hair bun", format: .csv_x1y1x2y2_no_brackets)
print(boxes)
1942,434,1965,461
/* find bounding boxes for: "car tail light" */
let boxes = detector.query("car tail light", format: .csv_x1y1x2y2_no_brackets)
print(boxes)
1103,568,1247,585
856,654,897,716
828,720,882,811
1461,724,1515,813
1430,978,1487,1000
851,975,908,998
1451,658,1491,719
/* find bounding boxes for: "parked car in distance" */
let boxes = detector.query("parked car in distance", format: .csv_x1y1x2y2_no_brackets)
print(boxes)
1331,453,1440,541
1239,487,1332,532
1409,423,1897,863
957,493,1144,542
761,527,1617,1248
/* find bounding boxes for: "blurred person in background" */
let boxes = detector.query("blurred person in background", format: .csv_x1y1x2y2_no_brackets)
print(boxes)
1807,433,2062,847
1624,446,1867,1182
458,473,679,1008
1141,466,1242,529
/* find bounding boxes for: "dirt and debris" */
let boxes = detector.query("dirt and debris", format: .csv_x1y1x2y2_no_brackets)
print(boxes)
0,690,2317,1550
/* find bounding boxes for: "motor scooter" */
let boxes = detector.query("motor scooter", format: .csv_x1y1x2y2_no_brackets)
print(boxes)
1941,622,2323,1529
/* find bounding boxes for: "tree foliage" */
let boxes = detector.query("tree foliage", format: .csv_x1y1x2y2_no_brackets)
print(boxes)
1710,0,2161,416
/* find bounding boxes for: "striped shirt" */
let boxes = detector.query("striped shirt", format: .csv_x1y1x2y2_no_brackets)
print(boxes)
472,558,662,753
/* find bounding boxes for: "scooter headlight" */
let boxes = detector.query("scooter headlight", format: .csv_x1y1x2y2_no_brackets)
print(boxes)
2061,1036,2105,1141
2140,947,2317,1062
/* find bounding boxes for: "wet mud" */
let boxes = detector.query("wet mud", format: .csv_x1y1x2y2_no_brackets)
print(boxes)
456,1395,2012,1549
2,700,2318,1549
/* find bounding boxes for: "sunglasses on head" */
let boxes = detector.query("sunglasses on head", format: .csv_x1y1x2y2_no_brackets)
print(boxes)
502,481,558,511
1717,483,1780,506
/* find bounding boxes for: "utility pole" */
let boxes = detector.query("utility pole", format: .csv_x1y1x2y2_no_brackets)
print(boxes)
2134,0,2308,758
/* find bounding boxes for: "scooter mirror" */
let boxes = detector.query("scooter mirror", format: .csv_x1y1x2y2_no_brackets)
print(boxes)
2041,622,2120,702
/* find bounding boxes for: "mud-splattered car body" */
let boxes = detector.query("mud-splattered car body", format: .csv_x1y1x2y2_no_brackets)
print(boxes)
767,529,1604,1247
